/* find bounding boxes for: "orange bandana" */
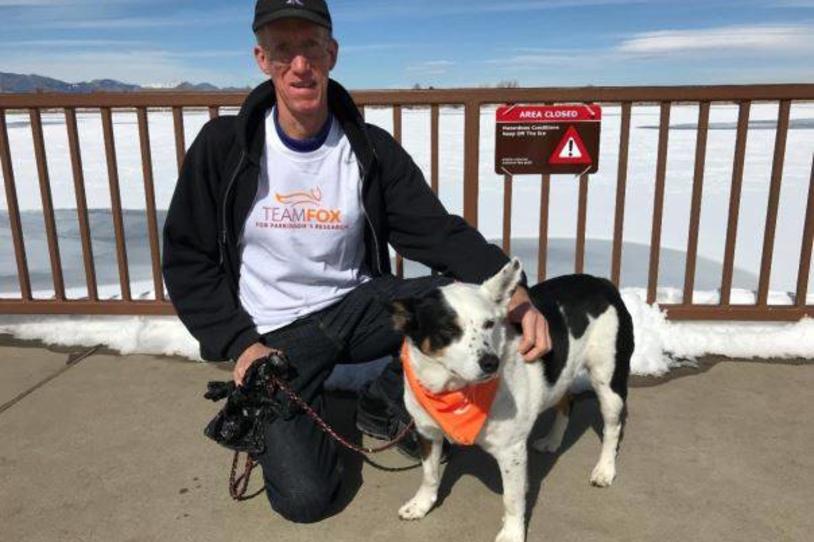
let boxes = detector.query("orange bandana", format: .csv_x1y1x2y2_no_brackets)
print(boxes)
401,341,500,445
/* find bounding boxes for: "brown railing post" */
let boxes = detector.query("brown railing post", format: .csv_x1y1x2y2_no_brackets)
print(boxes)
682,101,711,305
795,155,814,308
575,174,589,273
757,100,791,306
65,107,98,301
392,105,402,141
0,108,32,299
101,107,132,301
538,174,551,282
431,104,439,195
611,102,632,287
720,101,751,305
137,107,165,301
463,100,480,227
647,101,672,304
30,107,66,300
393,105,405,278
172,106,186,173
503,174,513,254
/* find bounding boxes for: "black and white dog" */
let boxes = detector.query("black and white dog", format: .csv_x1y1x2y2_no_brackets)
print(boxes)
391,259,633,542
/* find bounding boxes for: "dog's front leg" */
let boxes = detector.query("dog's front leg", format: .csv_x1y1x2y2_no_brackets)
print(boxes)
398,434,444,520
494,441,528,542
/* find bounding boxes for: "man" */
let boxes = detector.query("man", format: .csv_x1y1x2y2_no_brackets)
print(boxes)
162,0,550,524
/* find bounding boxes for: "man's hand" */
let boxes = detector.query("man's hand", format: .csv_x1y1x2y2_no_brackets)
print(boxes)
234,342,275,386
508,286,551,362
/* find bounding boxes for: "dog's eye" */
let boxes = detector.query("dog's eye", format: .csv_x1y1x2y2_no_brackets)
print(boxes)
483,320,495,330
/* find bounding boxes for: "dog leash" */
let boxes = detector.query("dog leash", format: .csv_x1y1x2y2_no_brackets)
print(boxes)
229,373,416,501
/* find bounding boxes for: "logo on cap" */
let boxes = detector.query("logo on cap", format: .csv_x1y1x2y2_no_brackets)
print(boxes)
286,0,305,6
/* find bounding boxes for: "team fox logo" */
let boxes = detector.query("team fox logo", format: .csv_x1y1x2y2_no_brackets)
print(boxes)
275,187,322,207
264,186,344,226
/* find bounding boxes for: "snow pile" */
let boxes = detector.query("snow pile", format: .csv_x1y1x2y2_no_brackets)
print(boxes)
0,314,201,359
1,288,811,391
663,318,814,360
622,289,814,364
621,290,677,376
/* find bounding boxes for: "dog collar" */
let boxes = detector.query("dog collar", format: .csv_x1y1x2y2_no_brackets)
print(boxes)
401,341,500,445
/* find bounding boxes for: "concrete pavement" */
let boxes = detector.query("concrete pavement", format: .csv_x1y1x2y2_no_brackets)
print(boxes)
1,338,811,542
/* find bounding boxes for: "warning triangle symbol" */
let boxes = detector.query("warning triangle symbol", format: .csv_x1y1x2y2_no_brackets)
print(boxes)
549,126,592,165
558,138,582,159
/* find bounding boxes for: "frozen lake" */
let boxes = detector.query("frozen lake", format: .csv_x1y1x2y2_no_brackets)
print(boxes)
1,102,812,301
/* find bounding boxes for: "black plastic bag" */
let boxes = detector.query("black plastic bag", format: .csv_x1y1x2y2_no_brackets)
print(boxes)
203,352,296,454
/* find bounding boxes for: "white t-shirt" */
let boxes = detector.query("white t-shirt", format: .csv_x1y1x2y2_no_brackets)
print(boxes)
238,109,371,334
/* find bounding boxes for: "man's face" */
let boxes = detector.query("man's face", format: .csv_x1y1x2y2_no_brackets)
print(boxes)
254,18,338,119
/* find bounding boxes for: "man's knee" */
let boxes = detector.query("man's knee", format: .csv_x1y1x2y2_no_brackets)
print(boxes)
264,470,341,523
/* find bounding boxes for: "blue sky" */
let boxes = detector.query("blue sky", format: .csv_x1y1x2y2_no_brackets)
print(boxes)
1,0,813,88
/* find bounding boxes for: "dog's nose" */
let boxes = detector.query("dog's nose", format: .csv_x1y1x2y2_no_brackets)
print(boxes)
478,353,500,375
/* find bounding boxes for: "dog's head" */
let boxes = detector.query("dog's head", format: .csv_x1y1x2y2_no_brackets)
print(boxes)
391,258,524,391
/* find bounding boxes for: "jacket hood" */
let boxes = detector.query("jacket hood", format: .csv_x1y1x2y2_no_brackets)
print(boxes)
235,78,375,171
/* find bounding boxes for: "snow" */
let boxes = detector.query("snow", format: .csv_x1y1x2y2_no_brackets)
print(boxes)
0,314,199,358
0,287,810,391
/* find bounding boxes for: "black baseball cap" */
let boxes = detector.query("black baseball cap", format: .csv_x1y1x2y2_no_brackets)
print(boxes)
252,0,332,32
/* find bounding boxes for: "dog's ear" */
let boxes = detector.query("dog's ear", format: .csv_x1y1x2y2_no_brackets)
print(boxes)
481,257,523,306
389,298,417,333
390,292,463,354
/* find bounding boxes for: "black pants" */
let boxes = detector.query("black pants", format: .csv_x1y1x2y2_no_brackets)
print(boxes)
253,275,450,523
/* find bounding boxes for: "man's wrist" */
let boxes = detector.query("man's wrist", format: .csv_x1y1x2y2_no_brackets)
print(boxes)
509,284,530,311
227,328,263,361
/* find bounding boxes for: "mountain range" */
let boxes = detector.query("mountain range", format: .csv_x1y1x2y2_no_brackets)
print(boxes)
0,72,250,93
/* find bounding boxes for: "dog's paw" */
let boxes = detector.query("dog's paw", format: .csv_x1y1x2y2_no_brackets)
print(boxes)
398,495,435,520
589,461,616,487
495,522,525,542
531,434,561,454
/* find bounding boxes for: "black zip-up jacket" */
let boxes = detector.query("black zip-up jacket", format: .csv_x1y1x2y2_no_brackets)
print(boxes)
162,79,512,361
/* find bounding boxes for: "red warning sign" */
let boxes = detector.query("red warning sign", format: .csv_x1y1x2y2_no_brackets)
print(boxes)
495,104,601,175
549,126,592,165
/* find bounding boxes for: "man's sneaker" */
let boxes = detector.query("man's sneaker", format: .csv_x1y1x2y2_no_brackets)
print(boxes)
356,392,451,462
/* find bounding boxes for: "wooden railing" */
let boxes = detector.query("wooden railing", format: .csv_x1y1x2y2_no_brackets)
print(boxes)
1,84,813,320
